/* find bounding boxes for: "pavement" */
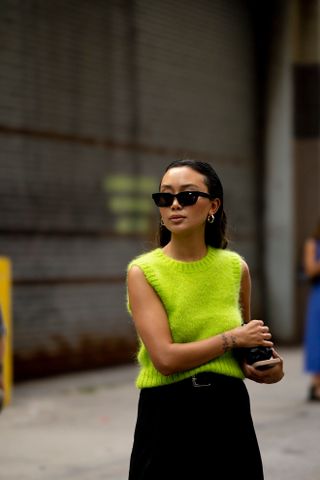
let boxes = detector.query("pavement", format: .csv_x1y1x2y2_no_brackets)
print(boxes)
0,346,319,480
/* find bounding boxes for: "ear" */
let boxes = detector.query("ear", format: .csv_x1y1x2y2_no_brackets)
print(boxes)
209,198,221,215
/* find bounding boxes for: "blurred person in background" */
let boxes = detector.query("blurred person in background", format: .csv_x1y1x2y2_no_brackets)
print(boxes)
127,159,284,480
303,219,320,401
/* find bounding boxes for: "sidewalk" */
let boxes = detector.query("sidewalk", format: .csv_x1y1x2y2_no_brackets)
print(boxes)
0,347,319,480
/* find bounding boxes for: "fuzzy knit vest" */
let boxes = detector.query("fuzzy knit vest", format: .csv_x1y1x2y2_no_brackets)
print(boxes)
127,246,245,388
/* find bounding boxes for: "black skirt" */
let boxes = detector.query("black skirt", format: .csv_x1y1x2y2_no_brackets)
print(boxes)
129,372,264,480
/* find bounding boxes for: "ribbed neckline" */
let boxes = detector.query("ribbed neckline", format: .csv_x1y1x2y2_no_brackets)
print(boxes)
154,246,217,272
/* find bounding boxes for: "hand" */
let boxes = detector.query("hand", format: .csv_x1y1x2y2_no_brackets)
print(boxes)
233,320,273,348
242,349,284,384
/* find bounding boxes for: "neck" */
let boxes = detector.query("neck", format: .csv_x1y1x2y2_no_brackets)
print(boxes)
163,232,208,262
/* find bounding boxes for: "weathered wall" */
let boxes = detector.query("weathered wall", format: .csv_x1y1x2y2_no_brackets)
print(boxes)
0,0,262,379
293,0,320,341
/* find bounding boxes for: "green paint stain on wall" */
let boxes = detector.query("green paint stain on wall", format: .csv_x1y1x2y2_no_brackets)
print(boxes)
103,174,158,234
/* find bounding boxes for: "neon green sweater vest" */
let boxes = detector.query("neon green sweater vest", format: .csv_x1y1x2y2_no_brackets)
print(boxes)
127,246,245,388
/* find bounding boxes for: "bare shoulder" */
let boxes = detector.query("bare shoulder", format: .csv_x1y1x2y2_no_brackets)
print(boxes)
240,257,249,270
127,264,148,284
240,258,250,276
128,264,144,276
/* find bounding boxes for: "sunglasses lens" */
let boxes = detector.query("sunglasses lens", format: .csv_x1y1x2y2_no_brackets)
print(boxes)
152,193,173,207
152,192,201,207
177,192,198,206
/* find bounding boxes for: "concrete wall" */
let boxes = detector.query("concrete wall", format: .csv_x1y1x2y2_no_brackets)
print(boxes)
293,0,320,340
263,0,320,343
0,0,270,378
264,1,295,341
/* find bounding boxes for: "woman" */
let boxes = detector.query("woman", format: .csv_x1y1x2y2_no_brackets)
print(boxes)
127,159,284,479
303,220,320,401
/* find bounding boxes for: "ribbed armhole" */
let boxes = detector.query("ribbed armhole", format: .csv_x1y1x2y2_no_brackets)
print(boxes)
128,256,161,294
230,251,242,287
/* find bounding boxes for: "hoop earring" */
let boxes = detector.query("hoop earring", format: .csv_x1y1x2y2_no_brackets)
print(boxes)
207,214,215,224
160,218,165,226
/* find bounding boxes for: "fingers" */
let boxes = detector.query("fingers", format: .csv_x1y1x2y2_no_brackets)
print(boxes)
248,322,273,347
262,326,271,337
242,364,265,383
244,362,284,383
250,319,264,326
256,365,284,384
262,326,273,344
255,323,273,344
242,320,276,347
254,323,273,345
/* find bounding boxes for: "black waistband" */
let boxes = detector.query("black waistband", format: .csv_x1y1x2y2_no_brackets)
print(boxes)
146,372,242,392
189,372,242,387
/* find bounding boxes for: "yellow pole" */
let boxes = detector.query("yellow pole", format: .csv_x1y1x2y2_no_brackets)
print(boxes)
0,257,12,406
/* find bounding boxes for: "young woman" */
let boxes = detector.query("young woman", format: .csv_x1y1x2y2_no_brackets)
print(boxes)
303,219,320,401
127,159,284,479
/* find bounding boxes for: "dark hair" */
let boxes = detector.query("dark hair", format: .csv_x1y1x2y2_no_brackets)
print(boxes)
156,159,228,249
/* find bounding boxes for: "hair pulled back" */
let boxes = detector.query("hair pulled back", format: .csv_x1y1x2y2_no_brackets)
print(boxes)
157,159,228,249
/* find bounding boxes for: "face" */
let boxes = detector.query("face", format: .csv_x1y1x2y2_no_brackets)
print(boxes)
159,166,220,235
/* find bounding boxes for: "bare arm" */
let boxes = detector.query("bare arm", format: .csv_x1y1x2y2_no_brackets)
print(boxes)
128,265,273,376
238,260,284,383
304,238,320,278
239,259,251,324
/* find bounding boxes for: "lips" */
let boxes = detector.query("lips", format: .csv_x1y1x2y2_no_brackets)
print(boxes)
169,215,186,220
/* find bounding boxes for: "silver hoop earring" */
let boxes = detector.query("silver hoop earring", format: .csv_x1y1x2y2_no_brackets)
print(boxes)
160,218,165,226
207,214,215,224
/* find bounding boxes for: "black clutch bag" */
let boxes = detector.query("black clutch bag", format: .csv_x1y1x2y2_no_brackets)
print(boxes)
234,346,280,370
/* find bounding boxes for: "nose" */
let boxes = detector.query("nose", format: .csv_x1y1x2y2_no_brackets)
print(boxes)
171,196,182,209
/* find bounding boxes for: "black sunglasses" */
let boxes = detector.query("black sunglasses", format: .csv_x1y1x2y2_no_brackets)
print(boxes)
152,191,211,207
